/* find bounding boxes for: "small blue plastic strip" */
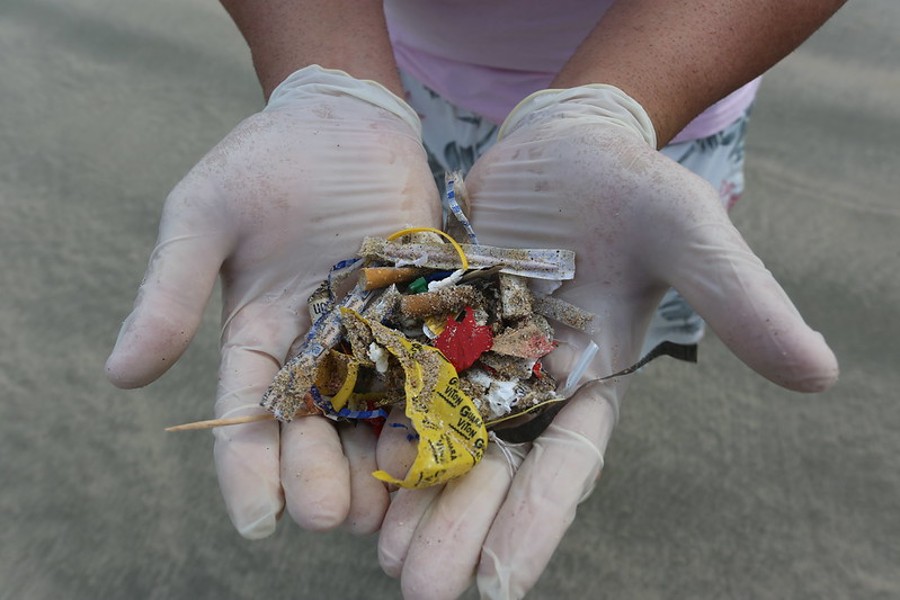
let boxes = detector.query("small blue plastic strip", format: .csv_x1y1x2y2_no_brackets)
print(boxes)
309,385,389,421
444,172,479,245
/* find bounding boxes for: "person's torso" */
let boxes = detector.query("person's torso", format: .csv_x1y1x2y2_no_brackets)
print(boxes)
385,0,760,141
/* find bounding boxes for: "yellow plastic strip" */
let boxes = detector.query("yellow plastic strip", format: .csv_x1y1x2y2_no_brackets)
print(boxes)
329,359,360,412
386,227,469,270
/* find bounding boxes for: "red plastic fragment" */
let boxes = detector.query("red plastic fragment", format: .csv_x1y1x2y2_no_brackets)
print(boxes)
365,398,386,437
490,321,557,359
433,306,494,373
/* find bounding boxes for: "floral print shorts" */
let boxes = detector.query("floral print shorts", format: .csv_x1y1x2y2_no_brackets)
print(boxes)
400,71,750,211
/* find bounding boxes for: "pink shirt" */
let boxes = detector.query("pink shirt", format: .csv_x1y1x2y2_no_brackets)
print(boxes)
385,0,760,143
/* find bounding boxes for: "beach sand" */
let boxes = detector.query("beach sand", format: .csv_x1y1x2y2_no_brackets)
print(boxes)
2,1,898,598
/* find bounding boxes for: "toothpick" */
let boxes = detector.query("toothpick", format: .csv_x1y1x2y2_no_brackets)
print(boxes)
165,413,275,432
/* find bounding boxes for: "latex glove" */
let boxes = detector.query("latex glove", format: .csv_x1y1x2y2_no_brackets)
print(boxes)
106,66,440,539
376,85,838,598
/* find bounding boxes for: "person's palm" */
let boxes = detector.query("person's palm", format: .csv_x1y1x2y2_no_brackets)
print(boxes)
107,67,440,538
377,86,837,599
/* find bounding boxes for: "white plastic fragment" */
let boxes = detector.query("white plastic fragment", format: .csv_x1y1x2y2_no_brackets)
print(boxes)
485,379,521,420
368,342,390,374
427,268,466,291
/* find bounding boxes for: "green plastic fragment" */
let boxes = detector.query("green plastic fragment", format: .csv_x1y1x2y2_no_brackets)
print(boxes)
408,277,428,294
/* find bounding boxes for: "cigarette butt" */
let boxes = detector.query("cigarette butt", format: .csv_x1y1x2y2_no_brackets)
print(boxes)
165,413,275,432
360,267,425,290
400,285,478,319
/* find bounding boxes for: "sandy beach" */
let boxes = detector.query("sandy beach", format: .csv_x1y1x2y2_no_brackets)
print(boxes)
2,1,898,598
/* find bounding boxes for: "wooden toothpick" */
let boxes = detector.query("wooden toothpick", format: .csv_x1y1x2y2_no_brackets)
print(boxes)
165,413,275,432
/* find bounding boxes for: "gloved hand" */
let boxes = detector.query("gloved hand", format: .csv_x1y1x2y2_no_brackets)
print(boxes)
375,85,838,598
106,65,440,539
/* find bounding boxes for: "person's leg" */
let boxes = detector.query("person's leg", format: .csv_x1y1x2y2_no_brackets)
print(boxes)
661,112,749,213
399,71,499,186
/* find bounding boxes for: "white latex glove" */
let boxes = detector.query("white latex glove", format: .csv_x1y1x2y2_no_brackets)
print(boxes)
106,66,440,539
376,85,838,598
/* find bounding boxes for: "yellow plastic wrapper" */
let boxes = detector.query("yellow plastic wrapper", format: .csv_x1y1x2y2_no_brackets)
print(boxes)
341,309,488,488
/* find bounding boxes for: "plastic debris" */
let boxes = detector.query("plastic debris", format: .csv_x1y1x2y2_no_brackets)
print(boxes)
257,226,580,486
168,175,698,488
533,295,596,333
260,280,375,422
442,171,479,245
406,276,429,295
489,315,557,359
358,237,575,280
433,306,494,372
169,174,698,480
499,273,533,320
